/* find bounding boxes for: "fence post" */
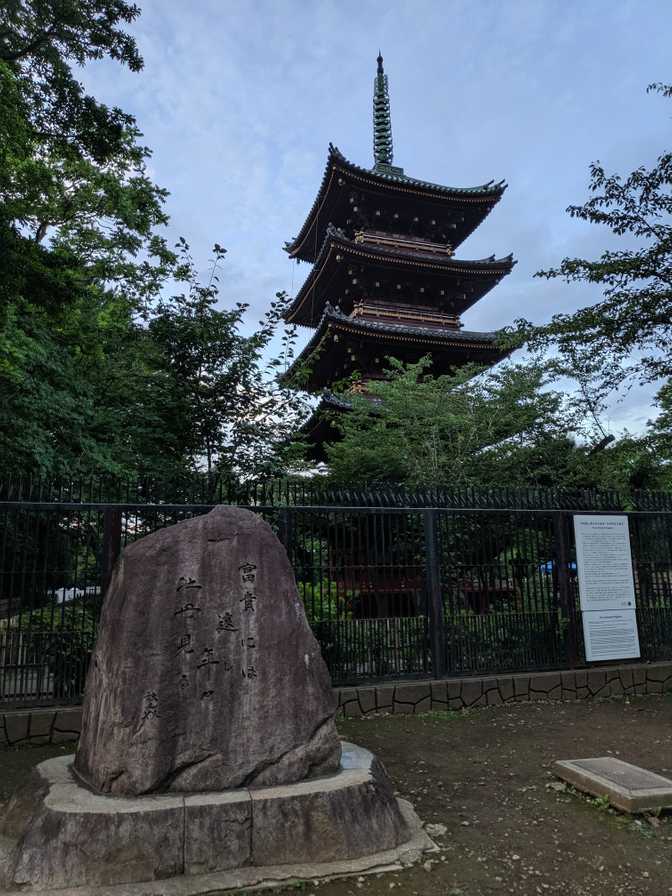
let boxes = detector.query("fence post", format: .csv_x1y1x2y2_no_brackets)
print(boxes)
278,508,292,555
101,508,122,597
423,510,446,679
554,511,579,668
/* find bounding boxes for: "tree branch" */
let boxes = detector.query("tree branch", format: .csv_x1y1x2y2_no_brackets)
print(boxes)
1,25,58,62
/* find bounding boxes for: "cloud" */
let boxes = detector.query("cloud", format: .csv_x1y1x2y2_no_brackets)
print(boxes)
79,0,672,428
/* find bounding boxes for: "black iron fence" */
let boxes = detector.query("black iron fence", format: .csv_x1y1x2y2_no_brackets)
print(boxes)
1,478,672,706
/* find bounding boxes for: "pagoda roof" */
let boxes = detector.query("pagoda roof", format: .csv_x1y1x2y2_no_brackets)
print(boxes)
298,392,357,461
286,227,515,326
283,305,507,392
320,390,355,412
285,144,507,263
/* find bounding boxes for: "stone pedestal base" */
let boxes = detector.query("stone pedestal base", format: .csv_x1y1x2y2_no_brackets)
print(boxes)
0,744,434,894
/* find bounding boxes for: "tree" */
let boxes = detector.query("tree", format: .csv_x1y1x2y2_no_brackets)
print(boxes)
0,3,306,482
148,241,308,480
0,236,307,480
587,432,668,493
0,0,143,177
0,2,174,311
323,359,592,488
513,82,672,396
0,2,177,476
321,358,671,491
0,261,191,479
646,382,672,490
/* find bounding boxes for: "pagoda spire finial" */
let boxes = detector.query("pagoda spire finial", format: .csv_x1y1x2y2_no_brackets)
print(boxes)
373,51,394,169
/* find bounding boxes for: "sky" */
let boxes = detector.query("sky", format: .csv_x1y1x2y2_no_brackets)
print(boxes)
81,0,672,433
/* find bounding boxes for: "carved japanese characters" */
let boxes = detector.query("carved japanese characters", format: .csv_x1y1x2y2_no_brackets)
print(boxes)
74,506,341,795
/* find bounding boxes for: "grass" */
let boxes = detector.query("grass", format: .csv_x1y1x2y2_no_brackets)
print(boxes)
557,782,670,840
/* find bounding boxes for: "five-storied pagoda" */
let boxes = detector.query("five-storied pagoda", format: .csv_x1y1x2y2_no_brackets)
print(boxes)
283,54,515,457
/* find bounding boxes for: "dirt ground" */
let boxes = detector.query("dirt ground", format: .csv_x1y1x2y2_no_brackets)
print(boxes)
329,696,672,896
1,695,671,896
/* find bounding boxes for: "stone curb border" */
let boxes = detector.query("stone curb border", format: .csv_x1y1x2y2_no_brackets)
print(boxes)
1,745,429,892
0,707,82,748
336,662,672,718
1,798,433,896
2,662,671,747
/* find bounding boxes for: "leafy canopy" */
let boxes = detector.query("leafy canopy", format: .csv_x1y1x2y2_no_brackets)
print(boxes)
322,358,670,492
325,359,581,488
0,1,174,309
149,241,307,480
512,82,672,396
0,2,307,481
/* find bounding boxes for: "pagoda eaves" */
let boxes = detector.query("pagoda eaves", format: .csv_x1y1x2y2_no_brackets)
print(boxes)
286,226,515,327
298,391,356,463
284,144,507,264
283,304,508,393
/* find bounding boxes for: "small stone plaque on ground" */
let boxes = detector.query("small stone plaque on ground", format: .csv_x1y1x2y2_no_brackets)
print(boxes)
554,757,672,813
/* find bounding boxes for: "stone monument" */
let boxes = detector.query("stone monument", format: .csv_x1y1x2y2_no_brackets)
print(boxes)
0,507,433,894
75,506,341,794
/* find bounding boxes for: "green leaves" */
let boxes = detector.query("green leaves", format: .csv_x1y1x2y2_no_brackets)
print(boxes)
0,4,312,482
516,83,672,394
499,82,672,492
0,4,174,313
1,1,143,160
319,357,669,492
324,359,577,488
146,242,309,480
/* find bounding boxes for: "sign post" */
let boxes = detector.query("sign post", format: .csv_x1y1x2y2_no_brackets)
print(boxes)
573,515,640,662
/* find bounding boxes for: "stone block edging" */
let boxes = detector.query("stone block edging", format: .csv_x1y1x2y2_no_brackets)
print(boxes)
335,661,672,718
1,744,428,891
0,706,82,748
2,661,671,747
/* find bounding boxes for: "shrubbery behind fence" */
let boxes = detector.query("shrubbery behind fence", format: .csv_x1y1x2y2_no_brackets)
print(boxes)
1,477,671,706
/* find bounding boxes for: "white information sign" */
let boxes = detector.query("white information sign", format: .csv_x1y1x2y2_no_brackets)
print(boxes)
573,514,640,662
573,515,637,612
582,609,641,662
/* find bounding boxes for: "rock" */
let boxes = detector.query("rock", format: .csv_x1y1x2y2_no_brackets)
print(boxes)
0,747,426,892
0,506,433,893
250,754,407,866
546,781,567,793
425,822,448,838
74,506,341,795
1,760,185,890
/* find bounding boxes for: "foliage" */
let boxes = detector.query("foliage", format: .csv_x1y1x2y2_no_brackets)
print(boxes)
647,382,672,490
1,282,155,476
0,2,174,310
0,2,306,481
0,1,176,476
503,81,672,491
297,579,353,624
0,239,306,479
148,241,307,479
0,599,96,701
510,82,672,444
318,353,672,491
445,608,567,674
0,599,96,633
323,358,589,488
